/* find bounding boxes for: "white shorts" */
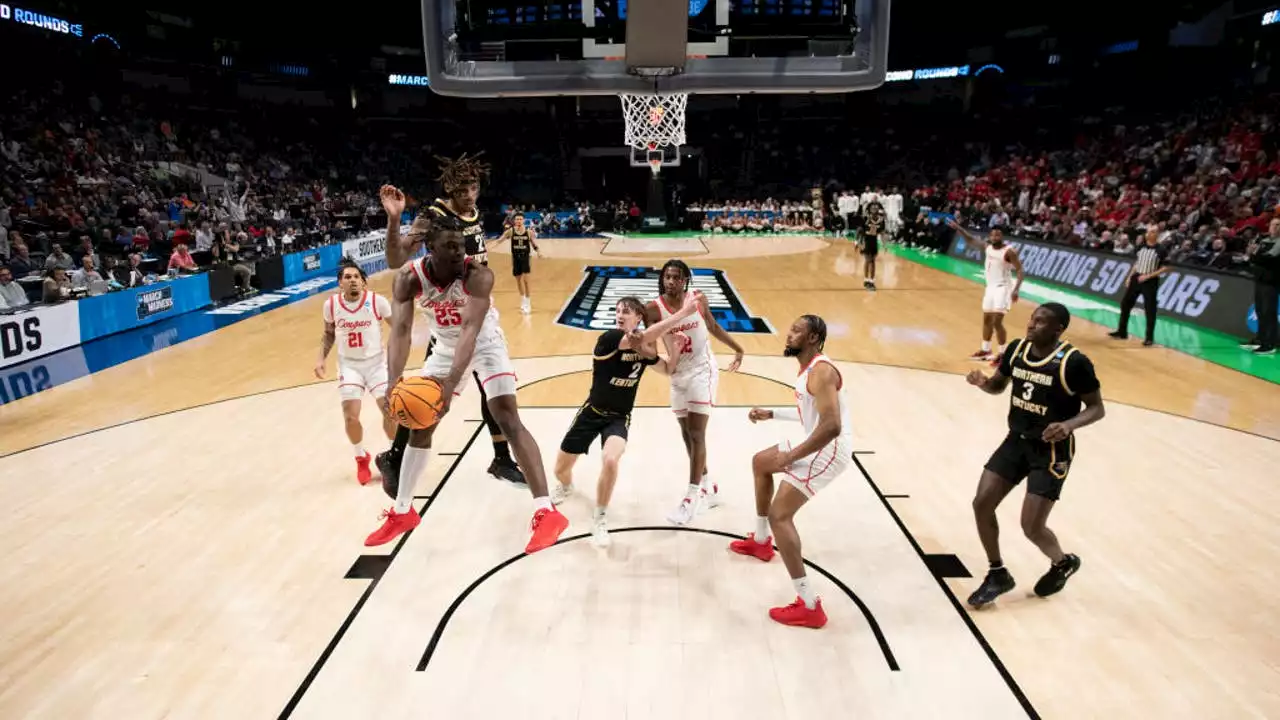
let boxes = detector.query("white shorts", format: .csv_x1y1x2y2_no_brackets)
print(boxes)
338,355,390,402
778,439,849,499
421,336,518,399
982,284,1015,314
670,362,719,416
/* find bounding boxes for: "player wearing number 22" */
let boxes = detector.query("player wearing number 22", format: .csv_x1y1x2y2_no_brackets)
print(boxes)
366,215,569,553
315,261,398,485
550,292,702,547
965,302,1106,608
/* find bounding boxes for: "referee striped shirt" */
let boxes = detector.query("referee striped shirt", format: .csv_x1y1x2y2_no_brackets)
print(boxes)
1133,244,1165,276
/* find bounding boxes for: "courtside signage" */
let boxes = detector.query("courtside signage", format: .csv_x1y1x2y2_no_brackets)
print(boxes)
0,302,81,369
556,265,773,333
948,234,1259,337
206,277,336,316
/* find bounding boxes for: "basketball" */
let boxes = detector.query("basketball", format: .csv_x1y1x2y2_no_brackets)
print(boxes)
389,377,446,430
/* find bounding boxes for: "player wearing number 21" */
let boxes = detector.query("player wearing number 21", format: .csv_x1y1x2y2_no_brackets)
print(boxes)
315,260,397,485
964,302,1105,608
369,215,569,553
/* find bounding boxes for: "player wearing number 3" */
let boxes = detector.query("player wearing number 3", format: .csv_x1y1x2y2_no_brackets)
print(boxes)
644,259,745,526
315,260,398,485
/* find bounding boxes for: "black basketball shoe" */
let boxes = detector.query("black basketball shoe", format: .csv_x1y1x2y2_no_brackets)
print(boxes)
967,567,1016,608
377,451,401,500
1033,554,1081,598
488,457,526,486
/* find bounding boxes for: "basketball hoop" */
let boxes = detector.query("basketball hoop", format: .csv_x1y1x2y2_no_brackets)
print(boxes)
620,92,688,149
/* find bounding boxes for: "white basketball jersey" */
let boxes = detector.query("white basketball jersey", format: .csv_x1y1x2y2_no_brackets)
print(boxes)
325,291,391,361
795,354,853,452
412,257,503,350
985,244,1015,288
657,291,713,375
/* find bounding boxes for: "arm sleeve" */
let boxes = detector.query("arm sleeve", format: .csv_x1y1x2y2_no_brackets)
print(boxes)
1064,351,1101,396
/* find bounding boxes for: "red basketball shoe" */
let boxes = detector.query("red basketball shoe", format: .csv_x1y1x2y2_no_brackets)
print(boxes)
526,507,569,553
356,452,374,486
769,597,828,629
728,533,776,562
365,507,421,546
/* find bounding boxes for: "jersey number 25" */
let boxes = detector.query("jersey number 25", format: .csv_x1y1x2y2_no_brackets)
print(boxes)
434,305,462,327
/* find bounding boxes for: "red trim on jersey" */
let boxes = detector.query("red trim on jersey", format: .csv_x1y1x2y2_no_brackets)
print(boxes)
337,290,366,315
371,293,383,321
480,371,516,386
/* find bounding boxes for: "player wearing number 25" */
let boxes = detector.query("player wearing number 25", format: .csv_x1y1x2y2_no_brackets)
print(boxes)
315,260,398,485
964,302,1106,609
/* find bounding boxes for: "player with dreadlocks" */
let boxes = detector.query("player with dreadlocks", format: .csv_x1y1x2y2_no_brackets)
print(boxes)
644,258,745,526
376,152,527,497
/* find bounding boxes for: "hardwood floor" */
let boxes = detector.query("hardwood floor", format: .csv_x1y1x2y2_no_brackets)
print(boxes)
0,237,1276,719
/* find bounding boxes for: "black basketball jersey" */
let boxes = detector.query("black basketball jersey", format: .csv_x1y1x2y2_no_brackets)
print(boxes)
864,202,885,237
427,198,487,264
587,329,659,414
998,338,1100,437
511,229,532,256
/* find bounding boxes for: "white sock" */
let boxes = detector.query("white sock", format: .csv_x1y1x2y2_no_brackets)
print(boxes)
593,506,607,522
700,472,717,494
395,447,430,514
755,516,770,541
353,443,365,458
685,483,701,499
534,496,553,512
997,343,1006,355
981,340,992,352
793,576,817,609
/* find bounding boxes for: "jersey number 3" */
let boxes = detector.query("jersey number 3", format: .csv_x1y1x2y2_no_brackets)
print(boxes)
434,305,462,327
1020,381,1035,400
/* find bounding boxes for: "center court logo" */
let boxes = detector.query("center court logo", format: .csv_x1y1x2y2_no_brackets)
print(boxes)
555,266,773,333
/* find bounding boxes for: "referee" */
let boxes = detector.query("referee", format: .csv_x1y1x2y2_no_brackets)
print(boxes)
1110,229,1169,347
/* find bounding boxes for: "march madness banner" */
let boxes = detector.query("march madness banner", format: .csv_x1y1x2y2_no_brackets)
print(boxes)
946,233,1270,339
556,266,773,333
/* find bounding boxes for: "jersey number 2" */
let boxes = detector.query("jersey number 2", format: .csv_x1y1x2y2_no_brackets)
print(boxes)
348,332,364,349
434,305,462,327
629,363,642,379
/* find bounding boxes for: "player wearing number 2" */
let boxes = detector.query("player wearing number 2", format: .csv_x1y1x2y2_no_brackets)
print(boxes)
644,259,745,526
315,260,397,485
550,293,700,547
964,302,1105,608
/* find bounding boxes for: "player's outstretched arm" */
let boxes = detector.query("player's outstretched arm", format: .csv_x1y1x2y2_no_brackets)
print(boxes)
698,292,745,371
381,185,413,269
385,265,419,393
623,292,698,350
780,364,842,461
441,266,495,395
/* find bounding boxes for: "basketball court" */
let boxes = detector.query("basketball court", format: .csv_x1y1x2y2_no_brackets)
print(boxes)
2,235,1278,720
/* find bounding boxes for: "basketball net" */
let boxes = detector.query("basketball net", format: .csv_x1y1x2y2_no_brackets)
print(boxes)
620,92,688,150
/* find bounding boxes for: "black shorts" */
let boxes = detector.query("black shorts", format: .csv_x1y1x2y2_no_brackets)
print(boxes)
984,432,1075,501
560,404,630,455
512,252,531,276
862,236,879,257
